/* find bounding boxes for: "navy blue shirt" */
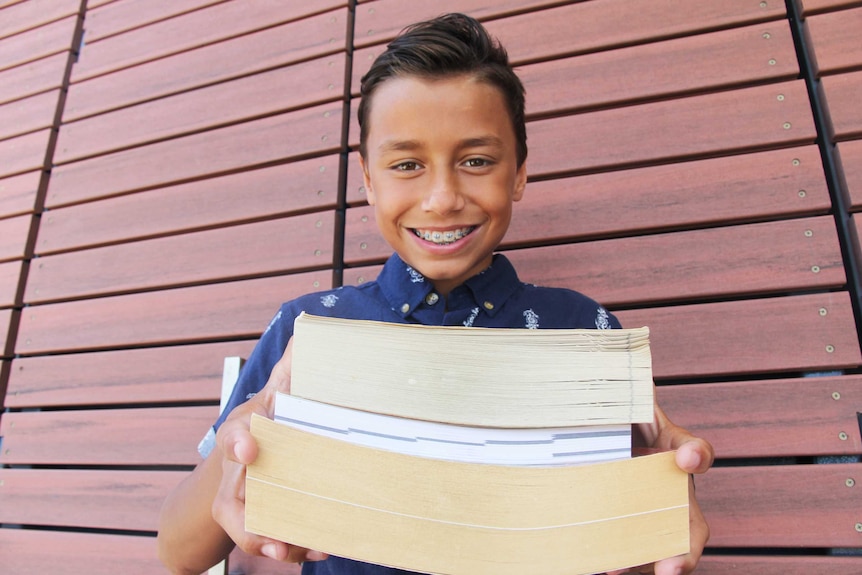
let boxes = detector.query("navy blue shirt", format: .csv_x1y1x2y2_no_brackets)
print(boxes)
210,252,621,574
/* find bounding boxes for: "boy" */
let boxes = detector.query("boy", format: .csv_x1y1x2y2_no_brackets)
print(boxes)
158,13,712,575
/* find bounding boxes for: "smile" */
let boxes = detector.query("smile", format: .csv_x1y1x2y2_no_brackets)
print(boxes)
412,226,476,245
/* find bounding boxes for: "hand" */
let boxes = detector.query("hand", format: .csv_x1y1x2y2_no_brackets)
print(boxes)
212,339,329,563
607,404,714,575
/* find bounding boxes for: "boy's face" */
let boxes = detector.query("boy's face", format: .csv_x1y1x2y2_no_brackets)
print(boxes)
359,74,527,297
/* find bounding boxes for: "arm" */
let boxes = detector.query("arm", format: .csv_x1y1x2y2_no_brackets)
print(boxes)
157,339,327,574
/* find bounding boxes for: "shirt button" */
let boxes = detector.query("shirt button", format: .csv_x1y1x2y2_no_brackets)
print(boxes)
425,292,439,305
483,301,494,310
400,303,410,314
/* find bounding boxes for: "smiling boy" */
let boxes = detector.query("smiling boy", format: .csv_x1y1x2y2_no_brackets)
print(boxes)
158,13,712,575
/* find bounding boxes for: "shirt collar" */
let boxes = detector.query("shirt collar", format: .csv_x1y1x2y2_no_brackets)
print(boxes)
377,253,522,319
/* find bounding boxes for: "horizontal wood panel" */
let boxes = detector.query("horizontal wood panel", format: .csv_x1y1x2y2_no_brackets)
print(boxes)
64,8,350,122
39,155,340,252
0,89,60,141
0,405,216,465
56,54,346,164
840,139,862,209
16,271,331,354
0,214,32,262
0,170,40,218
0,15,78,73
71,0,346,82
617,292,862,379
0,259,21,308
700,463,862,547
0,0,80,40
799,0,862,14
806,6,862,75
0,468,182,531
0,530,162,575
0,128,51,179
48,102,342,207
82,0,227,43
699,555,862,575
658,375,862,458
822,70,862,140
0,51,67,105
26,212,336,303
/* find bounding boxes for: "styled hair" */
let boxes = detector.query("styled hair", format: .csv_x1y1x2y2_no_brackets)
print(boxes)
358,13,527,166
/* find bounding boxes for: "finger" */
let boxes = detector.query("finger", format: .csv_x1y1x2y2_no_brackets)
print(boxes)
256,338,295,415
674,437,714,475
217,416,260,465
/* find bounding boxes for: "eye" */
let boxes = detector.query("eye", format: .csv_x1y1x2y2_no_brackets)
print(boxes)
392,161,421,171
463,157,492,168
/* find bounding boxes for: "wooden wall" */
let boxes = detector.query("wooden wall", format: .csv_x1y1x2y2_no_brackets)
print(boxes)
0,0,860,573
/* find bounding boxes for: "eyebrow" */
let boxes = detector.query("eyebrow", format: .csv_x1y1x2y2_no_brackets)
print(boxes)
377,135,506,154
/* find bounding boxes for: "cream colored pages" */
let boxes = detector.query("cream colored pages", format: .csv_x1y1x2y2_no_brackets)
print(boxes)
289,313,654,427
247,415,690,575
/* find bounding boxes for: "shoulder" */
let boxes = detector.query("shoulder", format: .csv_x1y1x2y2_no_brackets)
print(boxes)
513,283,622,329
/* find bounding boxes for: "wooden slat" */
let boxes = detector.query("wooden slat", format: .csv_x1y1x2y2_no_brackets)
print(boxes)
0,308,11,356
806,6,862,74
82,0,227,43
657,375,862,458
39,155,339,252
0,259,21,308
354,0,786,51
6,341,256,408
16,270,331,354
0,51,67,106
56,54,345,163
353,22,798,105
48,101,342,207
0,406,216,465
0,89,60,141
0,468,182,531
0,530,162,575
840,139,862,209
0,128,51,179
63,8,349,122
699,555,862,575
0,170,40,217
70,0,346,82
0,15,79,73
25,211,335,303
0,0,80,40
615,292,862,379
822,70,862,140
799,0,862,14
699,463,862,547
0,214,32,262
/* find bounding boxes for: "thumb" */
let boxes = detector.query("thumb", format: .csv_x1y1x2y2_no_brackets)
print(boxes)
256,338,294,417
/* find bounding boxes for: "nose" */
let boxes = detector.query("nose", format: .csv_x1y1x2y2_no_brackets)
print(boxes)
422,169,465,215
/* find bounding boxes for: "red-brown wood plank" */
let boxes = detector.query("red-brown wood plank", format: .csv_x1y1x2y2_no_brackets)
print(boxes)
16,270,331,354
806,6,862,74
0,530,162,575
70,0,346,82
822,70,862,140
6,341,256,408
799,0,862,14
48,101,342,207
0,308,11,355
0,405,216,465
82,0,227,43
25,211,335,303
0,128,51,179
658,375,862,458
0,51,67,105
0,214,32,262
0,170,40,217
0,468,183,531
64,8,349,122
0,89,60,141
0,259,20,308
0,0,80,40
39,155,339,251
0,15,79,72
699,555,862,575
353,21,798,105
616,292,862,379
699,463,862,547
56,54,345,163
840,139,862,210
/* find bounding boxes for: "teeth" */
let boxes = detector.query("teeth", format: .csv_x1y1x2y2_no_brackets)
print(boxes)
415,227,474,245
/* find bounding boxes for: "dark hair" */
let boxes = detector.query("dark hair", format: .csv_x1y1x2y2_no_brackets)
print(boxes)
358,13,527,166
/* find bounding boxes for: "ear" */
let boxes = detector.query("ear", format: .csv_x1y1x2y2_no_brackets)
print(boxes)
512,162,527,202
358,155,375,205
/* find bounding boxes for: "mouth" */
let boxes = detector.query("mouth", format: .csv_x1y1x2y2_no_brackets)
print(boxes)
412,226,476,246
